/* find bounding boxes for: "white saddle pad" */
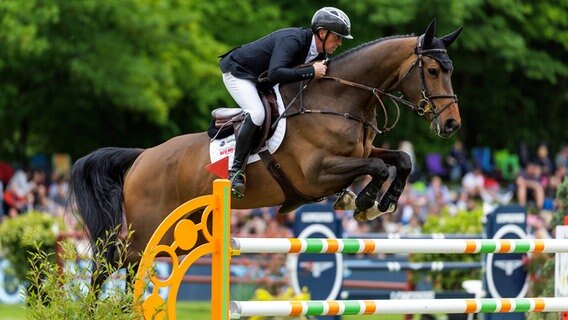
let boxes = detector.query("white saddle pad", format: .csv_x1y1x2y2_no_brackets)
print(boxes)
209,84,286,169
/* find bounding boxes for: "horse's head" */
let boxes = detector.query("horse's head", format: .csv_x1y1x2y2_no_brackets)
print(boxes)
398,19,463,138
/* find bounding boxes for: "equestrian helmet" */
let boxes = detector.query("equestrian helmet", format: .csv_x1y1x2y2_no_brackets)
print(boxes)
311,7,353,39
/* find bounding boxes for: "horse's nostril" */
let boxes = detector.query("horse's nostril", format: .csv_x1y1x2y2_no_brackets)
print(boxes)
445,119,460,132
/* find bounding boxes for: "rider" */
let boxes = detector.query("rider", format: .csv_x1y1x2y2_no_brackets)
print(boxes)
219,7,353,198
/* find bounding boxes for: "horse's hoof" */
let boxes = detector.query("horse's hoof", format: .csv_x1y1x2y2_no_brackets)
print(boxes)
353,210,367,222
333,190,357,211
353,201,385,221
384,202,397,214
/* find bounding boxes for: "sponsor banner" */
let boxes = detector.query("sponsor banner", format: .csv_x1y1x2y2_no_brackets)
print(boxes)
292,203,342,320
484,205,527,320
0,258,25,304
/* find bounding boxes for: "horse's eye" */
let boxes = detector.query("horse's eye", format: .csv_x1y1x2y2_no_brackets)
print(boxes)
428,68,438,76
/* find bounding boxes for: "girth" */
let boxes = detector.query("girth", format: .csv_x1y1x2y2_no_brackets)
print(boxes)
258,150,320,214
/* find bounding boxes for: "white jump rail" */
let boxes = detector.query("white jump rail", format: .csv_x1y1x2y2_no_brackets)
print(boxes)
231,238,568,254
229,298,568,318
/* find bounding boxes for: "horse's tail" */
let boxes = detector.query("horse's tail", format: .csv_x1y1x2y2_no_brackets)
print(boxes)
69,147,143,266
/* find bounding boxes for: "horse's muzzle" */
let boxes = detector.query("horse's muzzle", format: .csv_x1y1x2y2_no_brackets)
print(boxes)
432,118,460,138
444,119,460,135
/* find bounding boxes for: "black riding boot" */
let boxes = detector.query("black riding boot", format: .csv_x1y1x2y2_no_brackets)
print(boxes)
229,114,260,198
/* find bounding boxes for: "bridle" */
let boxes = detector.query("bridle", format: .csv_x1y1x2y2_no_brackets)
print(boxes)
408,34,459,119
319,35,458,133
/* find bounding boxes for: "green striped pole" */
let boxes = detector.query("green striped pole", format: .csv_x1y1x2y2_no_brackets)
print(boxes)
230,238,568,254
229,298,568,318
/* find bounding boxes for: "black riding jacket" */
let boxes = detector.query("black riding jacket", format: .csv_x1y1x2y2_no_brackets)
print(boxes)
220,28,324,86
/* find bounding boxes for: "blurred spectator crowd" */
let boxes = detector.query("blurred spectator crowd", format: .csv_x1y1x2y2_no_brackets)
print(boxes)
0,162,76,227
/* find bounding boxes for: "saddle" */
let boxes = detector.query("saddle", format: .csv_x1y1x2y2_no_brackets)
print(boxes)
208,87,316,214
208,89,280,154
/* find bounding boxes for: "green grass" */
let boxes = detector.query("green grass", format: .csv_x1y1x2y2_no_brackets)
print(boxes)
0,302,417,319
0,303,25,320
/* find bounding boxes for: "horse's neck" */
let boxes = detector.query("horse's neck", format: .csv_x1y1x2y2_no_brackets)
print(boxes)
330,37,415,91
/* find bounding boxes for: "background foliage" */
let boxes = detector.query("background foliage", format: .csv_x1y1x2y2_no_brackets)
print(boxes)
0,211,64,283
410,207,483,290
0,0,567,163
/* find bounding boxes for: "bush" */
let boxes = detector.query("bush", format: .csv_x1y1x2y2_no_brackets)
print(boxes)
410,206,484,290
0,212,65,284
25,232,142,319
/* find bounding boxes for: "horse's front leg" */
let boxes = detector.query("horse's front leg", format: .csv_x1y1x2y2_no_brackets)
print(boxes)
369,147,412,213
321,155,390,221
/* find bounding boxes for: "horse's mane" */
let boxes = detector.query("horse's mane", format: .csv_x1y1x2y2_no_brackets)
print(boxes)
331,34,415,64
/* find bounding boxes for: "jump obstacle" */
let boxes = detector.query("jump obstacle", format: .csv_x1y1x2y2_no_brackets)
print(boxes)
132,179,568,319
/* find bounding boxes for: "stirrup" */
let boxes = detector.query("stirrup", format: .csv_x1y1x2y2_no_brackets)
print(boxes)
229,170,246,199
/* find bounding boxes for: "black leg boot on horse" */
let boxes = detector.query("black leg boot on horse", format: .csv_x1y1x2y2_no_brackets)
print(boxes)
229,114,260,198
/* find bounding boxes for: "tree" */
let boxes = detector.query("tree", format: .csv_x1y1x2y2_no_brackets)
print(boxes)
1,0,567,164
0,0,228,161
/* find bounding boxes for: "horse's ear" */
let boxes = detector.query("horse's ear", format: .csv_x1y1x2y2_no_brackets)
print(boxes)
422,18,437,48
440,26,463,48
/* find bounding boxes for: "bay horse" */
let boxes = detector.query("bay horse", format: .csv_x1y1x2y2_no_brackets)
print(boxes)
70,19,462,288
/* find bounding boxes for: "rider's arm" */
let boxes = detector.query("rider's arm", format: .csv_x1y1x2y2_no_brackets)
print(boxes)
267,37,315,83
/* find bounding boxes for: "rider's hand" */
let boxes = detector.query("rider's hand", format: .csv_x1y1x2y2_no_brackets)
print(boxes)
312,61,327,79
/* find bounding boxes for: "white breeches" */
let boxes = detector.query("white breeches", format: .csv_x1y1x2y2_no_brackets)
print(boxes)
222,72,265,126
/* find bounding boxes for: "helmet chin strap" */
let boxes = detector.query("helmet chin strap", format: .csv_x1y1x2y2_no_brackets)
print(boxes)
317,29,331,56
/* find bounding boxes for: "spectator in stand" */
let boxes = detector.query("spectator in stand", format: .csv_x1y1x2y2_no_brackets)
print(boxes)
426,175,453,206
460,165,488,204
239,208,268,235
399,214,422,235
379,212,399,234
548,165,566,196
48,173,69,207
517,141,531,169
425,175,456,215
458,165,511,210
232,208,253,234
445,139,469,182
555,143,568,170
534,143,555,176
515,162,545,209
399,140,421,182
3,169,34,218
398,180,428,224
527,213,552,239
265,219,293,238
0,161,14,187
544,165,566,210
34,184,58,214
0,180,4,219
336,208,359,234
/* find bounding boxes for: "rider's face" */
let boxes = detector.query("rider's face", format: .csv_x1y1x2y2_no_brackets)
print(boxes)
318,30,343,54
325,33,343,53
